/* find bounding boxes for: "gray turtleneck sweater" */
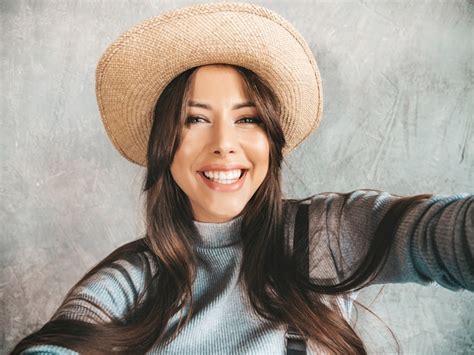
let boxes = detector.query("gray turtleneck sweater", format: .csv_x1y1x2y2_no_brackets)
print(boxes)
20,190,473,354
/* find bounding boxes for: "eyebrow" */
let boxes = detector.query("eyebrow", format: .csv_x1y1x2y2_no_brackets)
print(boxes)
187,100,256,110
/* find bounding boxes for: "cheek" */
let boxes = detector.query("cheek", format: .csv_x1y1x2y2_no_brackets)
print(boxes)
243,131,270,181
171,132,196,168
253,133,270,167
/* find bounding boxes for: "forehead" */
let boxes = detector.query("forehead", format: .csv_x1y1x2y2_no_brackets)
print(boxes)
187,64,250,101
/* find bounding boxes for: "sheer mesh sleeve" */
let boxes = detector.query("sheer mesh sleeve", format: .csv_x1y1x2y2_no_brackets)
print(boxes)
285,190,474,291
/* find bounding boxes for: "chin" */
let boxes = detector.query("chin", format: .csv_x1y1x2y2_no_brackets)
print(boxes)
191,197,249,223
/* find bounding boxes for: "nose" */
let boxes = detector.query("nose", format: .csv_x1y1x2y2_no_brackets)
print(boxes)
210,119,237,157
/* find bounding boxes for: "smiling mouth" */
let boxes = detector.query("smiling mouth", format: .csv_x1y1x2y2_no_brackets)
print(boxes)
199,169,247,184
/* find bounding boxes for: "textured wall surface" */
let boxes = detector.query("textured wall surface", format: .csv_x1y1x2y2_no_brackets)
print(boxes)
1,0,473,353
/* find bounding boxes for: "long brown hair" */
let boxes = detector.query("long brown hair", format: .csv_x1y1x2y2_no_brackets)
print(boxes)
12,65,432,354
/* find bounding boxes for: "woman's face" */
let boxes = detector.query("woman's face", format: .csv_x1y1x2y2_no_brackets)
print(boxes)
170,64,270,223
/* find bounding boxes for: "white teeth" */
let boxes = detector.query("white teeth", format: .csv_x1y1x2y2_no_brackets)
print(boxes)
202,169,243,183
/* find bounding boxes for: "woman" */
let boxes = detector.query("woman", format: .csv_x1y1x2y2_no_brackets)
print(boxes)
12,3,473,354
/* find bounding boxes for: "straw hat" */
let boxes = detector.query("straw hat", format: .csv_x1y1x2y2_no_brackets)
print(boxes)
96,2,322,166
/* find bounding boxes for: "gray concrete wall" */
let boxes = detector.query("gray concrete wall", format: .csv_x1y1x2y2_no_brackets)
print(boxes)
1,0,473,353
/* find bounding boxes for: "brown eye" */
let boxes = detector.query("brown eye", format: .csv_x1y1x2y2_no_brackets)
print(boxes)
238,117,262,124
185,115,207,124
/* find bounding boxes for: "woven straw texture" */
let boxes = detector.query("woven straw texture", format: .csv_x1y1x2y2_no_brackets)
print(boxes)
96,2,323,166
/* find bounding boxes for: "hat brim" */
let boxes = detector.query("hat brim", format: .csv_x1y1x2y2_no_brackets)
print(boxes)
96,2,323,166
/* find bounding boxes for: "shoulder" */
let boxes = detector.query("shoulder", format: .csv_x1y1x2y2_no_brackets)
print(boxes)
78,238,159,296
52,238,158,323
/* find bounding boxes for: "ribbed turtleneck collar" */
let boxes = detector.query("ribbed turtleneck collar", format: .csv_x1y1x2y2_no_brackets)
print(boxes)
193,215,243,248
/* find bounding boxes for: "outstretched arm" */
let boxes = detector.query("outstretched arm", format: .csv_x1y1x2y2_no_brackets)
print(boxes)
294,190,473,290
